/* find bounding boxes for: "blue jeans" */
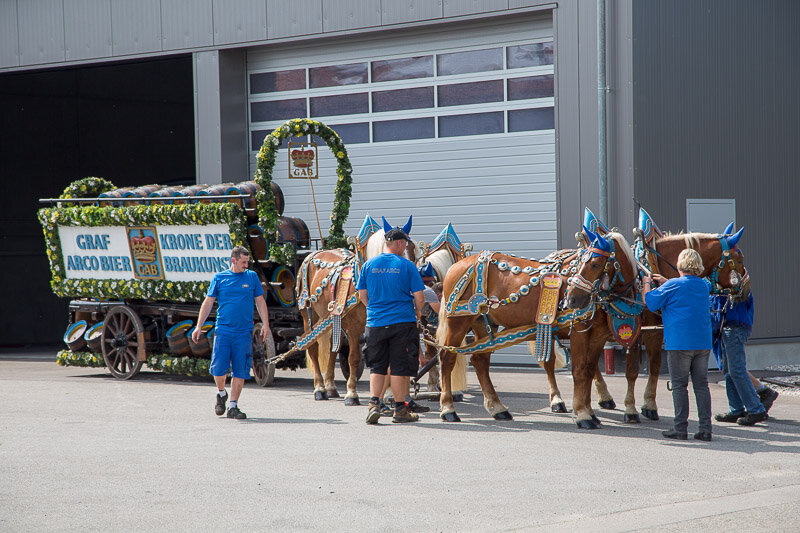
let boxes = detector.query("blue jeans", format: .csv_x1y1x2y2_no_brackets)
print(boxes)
720,325,765,415
667,350,712,434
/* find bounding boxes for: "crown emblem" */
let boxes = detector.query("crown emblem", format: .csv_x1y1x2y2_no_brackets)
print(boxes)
290,148,315,168
130,230,157,263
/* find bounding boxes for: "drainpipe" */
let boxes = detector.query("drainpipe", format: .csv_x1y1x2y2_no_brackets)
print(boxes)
597,0,608,223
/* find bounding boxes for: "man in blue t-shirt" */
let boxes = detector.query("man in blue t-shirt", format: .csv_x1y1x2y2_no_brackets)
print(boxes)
193,246,270,420
356,227,425,424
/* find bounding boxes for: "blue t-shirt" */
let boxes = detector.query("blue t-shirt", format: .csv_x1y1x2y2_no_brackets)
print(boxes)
356,253,425,327
645,275,712,350
711,293,754,333
207,269,264,336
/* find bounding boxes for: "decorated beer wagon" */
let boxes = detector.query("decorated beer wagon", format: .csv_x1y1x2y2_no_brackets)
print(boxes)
40,118,355,385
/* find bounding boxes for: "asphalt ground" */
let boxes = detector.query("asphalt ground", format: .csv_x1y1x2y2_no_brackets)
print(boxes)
2,349,799,532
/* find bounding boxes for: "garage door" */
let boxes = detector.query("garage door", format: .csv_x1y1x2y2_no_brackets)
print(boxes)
247,15,555,364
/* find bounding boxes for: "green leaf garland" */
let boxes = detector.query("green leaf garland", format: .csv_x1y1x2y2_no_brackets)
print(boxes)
59,176,116,199
254,118,353,263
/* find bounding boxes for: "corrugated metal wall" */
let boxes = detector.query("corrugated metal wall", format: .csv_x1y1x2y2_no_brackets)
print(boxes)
0,0,555,72
633,0,800,340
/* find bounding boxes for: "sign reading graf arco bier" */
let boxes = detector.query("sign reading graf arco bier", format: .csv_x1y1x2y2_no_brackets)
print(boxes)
58,224,233,282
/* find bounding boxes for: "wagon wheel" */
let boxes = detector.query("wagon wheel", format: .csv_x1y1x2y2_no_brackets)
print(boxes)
252,323,276,387
101,305,145,380
338,338,365,381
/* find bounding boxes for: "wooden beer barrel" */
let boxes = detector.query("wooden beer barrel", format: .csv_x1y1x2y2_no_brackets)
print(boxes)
277,216,310,248
84,321,104,353
63,320,88,351
166,320,194,356
188,321,215,358
98,188,133,207
197,183,235,204
148,186,183,204
270,266,296,307
247,224,269,264
123,185,162,198
171,184,208,204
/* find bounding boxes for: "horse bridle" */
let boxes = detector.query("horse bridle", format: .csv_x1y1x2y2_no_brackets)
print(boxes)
707,236,749,299
568,239,632,298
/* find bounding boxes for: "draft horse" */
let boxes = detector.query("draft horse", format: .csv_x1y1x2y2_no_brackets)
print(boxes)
435,232,638,426
296,216,420,404
566,218,750,421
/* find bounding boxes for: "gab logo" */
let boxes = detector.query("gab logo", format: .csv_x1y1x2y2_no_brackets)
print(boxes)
127,226,164,280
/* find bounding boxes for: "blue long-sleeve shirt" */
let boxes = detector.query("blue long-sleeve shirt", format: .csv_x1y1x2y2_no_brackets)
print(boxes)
711,293,754,333
645,275,712,350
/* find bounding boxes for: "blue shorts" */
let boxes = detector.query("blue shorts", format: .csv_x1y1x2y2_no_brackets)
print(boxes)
210,333,252,380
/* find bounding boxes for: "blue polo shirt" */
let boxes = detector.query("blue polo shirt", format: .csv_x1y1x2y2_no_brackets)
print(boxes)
645,275,712,350
207,269,263,336
356,253,425,327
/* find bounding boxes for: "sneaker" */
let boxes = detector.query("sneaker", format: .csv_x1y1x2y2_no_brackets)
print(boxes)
737,411,768,426
406,400,431,413
693,431,712,442
392,405,420,424
366,403,381,425
215,392,228,416
758,387,779,413
662,429,687,440
226,406,247,420
714,411,745,423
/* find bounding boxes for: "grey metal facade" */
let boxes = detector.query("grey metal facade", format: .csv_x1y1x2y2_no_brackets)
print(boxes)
632,0,800,341
0,0,555,71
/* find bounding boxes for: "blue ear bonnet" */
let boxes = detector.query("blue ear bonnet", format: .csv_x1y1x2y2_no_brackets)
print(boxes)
418,262,435,279
382,215,413,235
726,227,744,249
722,222,735,235
582,225,612,255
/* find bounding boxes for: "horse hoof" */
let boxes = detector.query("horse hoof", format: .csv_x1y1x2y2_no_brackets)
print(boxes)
623,413,641,424
452,393,464,403
576,418,601,430
598,400,616,410
441,412,461,422
314,391,328,401
493,410,513,420
591,414,602,425
551,402,568,413
326,389,340,399
641,408,659,421
344,397,360,406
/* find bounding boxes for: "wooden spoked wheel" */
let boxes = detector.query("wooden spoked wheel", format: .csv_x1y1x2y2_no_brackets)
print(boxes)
252,323,276,387
101,305,145,380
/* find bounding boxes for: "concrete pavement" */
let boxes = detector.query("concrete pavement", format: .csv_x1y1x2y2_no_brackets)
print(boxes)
1,350,799,532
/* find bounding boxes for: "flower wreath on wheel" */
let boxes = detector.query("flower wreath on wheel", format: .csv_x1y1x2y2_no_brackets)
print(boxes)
254,118,353,266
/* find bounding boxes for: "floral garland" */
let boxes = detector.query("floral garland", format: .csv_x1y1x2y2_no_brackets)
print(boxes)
59,177,116,199
38,202,248,302
254,118,353,265
56,350,212,376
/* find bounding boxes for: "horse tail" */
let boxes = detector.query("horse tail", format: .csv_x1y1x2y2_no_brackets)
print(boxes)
436,300,449,347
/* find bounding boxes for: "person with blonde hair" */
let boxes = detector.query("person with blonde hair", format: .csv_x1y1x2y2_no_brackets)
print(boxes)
643,248,713,441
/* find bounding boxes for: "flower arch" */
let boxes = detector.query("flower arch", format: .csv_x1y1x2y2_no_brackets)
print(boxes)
254,118,353,265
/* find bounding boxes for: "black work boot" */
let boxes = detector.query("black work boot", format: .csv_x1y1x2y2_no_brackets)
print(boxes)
215,391,228,416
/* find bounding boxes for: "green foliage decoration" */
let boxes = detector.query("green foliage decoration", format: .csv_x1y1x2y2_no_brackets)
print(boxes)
254,118,353,264
38,203,249,303
56,349,212,377
59,177,116,199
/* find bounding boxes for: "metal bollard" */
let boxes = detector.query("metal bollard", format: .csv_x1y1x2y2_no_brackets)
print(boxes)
603,344,615,375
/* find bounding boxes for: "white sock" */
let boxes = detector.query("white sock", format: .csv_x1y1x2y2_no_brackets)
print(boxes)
218,390,227,397
755,382,768,392
229,400,238,409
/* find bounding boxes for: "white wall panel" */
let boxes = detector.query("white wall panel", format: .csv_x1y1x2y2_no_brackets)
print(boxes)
0,0,19,68
322,0,381,33
212,0,267,45
162,0,213,50
64,0,113,61
17,0,64,65
381,0,443,25
266,0,323,39
111,0,162,55
444,0,508,18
